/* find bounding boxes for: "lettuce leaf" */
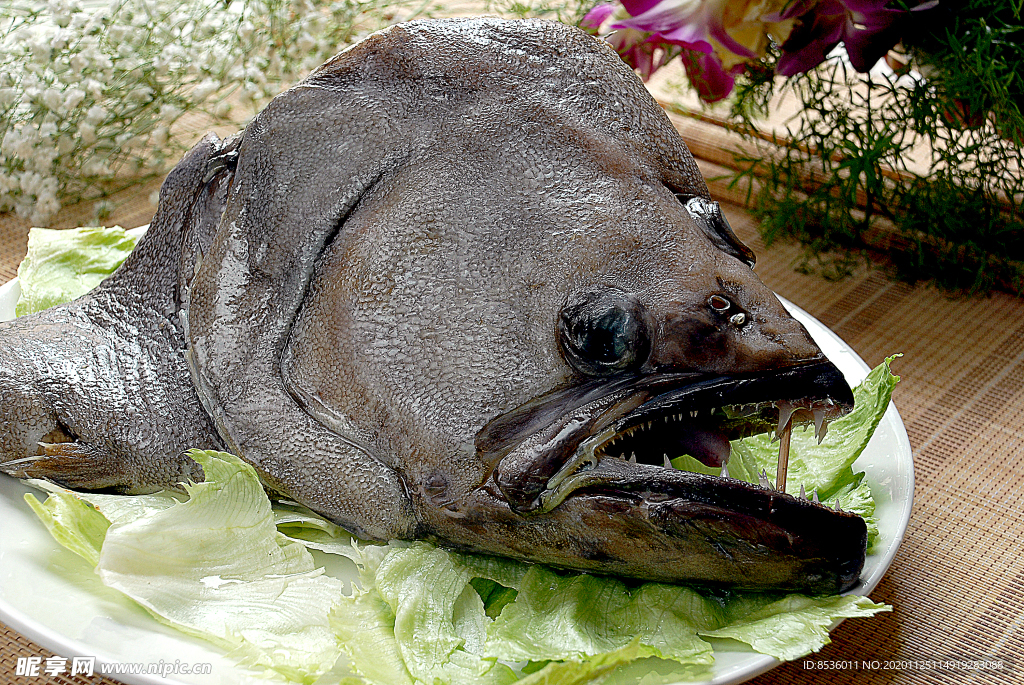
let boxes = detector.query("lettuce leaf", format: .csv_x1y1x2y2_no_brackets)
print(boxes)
482,565,721,665
24,487,109,567
15,226,138,316
331,541,518,685
700,595,891,661
514,639,643,685
26,451,346,684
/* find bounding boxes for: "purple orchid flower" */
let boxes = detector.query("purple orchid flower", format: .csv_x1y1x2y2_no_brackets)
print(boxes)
589,0,755,100
611,0,758,61
605,27,681,80
774,0,933,76
679,48,745,102
580,3,618,34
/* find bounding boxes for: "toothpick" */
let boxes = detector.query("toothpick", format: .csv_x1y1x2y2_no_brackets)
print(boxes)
777,417,792,493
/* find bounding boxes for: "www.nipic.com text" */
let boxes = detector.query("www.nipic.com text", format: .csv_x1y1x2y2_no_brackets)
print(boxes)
15,655,213,678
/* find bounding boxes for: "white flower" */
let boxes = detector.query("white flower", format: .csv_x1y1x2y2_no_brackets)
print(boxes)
0,88,19,107
70,52,88,74
191,78,218,103
0,171,16,194
150,125,169,147
1,127,34,159
41,88,64,112
56,134,75,155
28,36,53,65
78,122,97,145
31,177,61,225
47,0,81,29
49,29,70,52
108,24,128,43
129,85,154,103
297,32,316,53
63,87,86,111
158,103,181,122
85,105,107,125
19,171,43,195
70,11,90,31
84,79,104,99
82,159,111,176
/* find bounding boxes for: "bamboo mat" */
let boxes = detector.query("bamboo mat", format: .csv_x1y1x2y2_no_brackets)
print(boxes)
2,106,1024,685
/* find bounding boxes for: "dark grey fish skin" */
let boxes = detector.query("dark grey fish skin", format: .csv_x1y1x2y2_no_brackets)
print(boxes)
0,18,866,594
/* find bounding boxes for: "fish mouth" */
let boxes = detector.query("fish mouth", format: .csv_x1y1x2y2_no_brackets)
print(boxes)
482,357,855,515
479,357,866,593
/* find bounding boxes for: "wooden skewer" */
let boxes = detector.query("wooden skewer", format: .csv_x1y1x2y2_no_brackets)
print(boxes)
777,418,792,493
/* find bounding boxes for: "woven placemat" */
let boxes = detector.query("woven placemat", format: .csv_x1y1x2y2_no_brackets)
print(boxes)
2,110,1023,685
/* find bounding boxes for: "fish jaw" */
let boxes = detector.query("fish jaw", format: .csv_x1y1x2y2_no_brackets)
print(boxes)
437,468,867,595
458,357,867,594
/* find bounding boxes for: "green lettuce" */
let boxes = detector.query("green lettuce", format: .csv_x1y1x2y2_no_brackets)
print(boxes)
307,536,889,684
700,594,891,662
26,451,346,684
15,226,138,316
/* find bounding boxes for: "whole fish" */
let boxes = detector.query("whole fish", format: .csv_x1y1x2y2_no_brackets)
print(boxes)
0,18,865,594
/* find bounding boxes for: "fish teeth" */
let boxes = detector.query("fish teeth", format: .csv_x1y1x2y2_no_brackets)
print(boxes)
813,408,828,444
628,452,637,463
776,401,795,436
812,490,820,504
799,484,806,500
663,453,672,469
758,469,773,490
690,410,697,418
720,463,730,478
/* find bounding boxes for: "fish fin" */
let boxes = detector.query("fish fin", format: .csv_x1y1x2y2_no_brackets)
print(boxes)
7,441,202,494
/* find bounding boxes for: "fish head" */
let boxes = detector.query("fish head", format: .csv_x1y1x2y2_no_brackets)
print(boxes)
283,129,862,592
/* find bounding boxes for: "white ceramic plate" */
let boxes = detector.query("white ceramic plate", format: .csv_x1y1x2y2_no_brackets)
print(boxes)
0,259,913,685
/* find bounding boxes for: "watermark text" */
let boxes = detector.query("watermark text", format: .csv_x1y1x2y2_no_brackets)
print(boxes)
15,655,213,678
802,658,1006,672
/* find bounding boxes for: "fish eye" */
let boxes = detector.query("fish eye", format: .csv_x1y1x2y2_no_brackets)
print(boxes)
558,286,652,377
708,294,731,312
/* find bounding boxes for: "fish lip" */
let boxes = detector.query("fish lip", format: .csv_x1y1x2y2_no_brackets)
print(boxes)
559,463,868,594
487,357,854,515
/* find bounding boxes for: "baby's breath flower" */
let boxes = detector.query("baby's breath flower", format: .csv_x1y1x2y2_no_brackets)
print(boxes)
150,125,168,147
191,78,218,103
41,88,64,112
77,122,96,146
158,103,180,122
84,105,106,126
2,0,425,224
63,87,85,110
128,85,154,103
